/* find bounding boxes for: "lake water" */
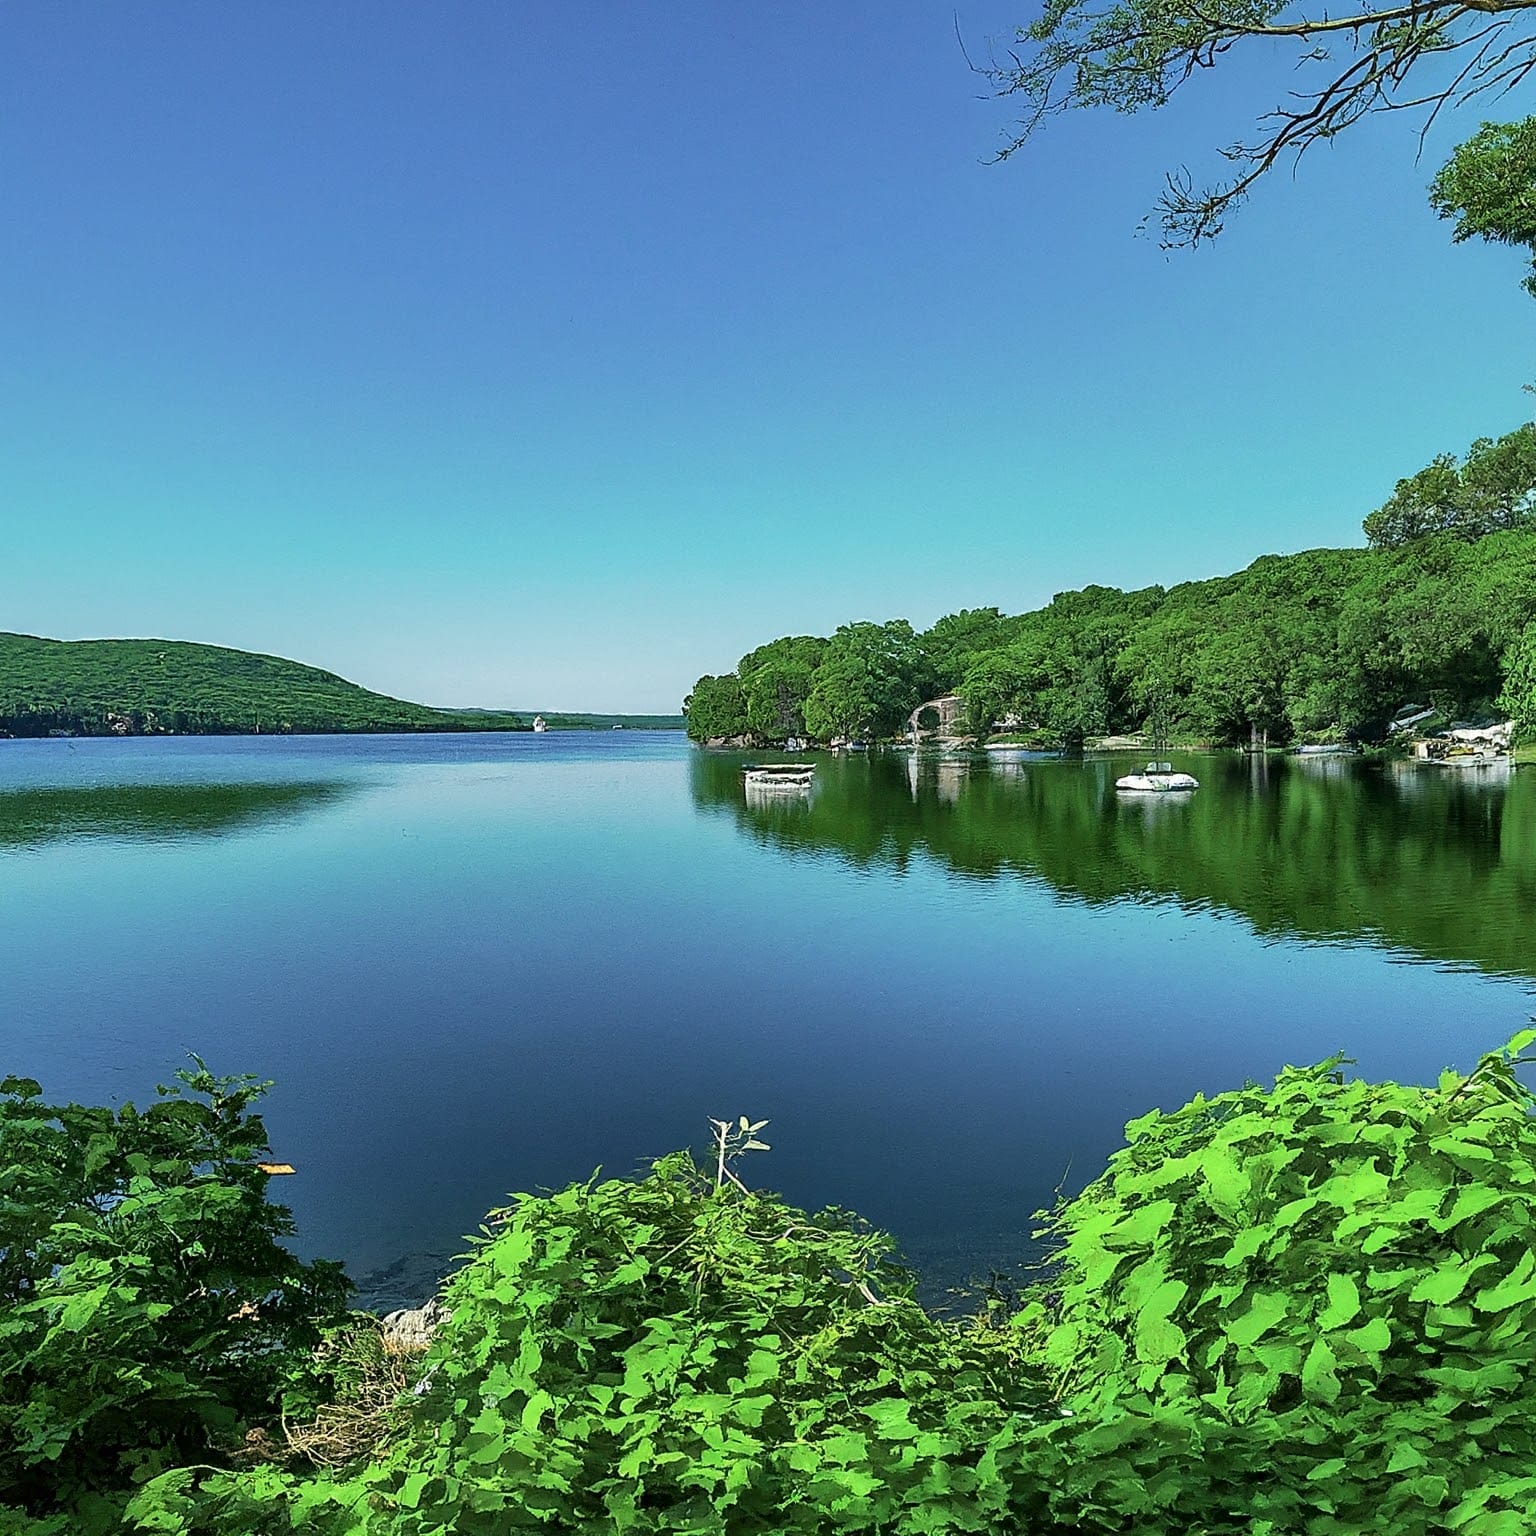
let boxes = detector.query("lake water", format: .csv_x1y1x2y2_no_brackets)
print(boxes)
3,732,1534,1307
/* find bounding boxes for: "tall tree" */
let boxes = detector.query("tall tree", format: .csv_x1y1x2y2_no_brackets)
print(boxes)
737,636,827,742
1364,424,1536,548
920,608,1012,691
802,621,929,742
682,675,749,743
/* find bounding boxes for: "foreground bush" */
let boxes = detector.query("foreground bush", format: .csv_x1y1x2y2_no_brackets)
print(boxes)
1015,1030,1536,1533
10,1037,1536,1532
0,1067,350,1530
135,1149,1057,1534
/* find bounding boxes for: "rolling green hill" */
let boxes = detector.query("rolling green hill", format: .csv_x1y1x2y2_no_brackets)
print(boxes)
0,633,680,737
0,633,525,736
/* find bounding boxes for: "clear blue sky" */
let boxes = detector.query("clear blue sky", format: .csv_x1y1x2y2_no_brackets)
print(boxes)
3,3,1534,712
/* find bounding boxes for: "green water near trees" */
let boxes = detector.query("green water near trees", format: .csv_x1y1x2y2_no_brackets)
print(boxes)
692,749,1536,981
1,734,1532,1305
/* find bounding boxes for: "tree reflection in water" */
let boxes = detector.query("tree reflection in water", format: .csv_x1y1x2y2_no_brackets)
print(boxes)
691,750,1536,981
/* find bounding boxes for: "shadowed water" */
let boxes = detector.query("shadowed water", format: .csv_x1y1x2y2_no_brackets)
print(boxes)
3,734,1532,1306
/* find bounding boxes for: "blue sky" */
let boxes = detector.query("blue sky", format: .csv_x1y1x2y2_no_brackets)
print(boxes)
4,3,1534,712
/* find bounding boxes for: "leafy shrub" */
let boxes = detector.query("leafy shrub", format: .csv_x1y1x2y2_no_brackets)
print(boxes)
1014,1031,1536,1533
132,1151,1057,1534
97,1037,1536,1534
0,1066,351,1526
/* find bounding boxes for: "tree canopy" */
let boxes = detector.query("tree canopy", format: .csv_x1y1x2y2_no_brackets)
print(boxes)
687,520,1536,749
0,633,522,738
1431,115,1536,293
1363,422,1536,547
980,0,1536,246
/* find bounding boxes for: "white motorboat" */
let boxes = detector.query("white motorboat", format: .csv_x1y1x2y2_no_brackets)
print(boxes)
1115,761,1199,793
743,763,816,790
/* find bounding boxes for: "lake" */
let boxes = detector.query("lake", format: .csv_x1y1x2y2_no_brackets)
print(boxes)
3,732,1533,1307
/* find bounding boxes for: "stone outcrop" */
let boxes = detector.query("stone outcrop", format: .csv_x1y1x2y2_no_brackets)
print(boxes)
379,1297,449,1353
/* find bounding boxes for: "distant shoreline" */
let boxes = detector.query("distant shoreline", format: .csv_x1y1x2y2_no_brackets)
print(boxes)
0,722,686,741
0,632,683,738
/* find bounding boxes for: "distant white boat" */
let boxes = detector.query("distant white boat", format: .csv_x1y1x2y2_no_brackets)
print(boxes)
532,716,548,733
1116,761,1199,793
1295,744,1355,757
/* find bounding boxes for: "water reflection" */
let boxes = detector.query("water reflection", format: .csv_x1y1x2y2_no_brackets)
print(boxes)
0,781,353,851
691,750,1536,980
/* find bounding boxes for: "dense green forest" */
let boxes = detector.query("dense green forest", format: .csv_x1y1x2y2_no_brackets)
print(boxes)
12,1042,1536,1534
685,531,1536,749
685,428,1536,749
0,634,682,737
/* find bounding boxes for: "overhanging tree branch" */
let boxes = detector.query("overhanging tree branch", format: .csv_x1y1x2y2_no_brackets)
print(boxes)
978,0,1536,244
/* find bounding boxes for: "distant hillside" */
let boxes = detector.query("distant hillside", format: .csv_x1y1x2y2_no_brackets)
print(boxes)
0,634,526,737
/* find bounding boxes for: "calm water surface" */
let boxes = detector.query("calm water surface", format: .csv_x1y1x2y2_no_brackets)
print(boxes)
3,733,1534,1304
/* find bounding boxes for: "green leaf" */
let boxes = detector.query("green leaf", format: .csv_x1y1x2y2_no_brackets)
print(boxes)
1300,1337,1340,1404
1227,1291,1289,1347
1345,1315,1391,1356
1105,1200,1175,1248
1134,1313,1187,1367
1437,1186,1506,1230
55,1284,111,1334
1315,1164,1390,1209
1462,1514,1535,1536
1411,1259,1484,1306
1199,1148,1250,1213
1473,1250,1536,1312
396,1471,433,1510
1386,1443,1428,1473
1503,1027,1536,1056
1315,1273,1360,1330
521,1390,555,1431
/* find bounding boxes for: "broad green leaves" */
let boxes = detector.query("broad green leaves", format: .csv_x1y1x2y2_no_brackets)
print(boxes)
1017,1031,1536,1534
55,1034,1536,1535
0,1068,350,1531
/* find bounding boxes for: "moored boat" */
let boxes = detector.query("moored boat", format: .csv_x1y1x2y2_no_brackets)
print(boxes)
743,763,816,790
1115,761,1199,793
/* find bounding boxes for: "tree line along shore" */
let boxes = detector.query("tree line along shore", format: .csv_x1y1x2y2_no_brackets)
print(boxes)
686,461,1536,753
0,634,682,738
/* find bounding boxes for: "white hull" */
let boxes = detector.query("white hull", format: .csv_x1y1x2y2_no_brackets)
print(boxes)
743,765,816,790
1116,773,1199,793
1433,755,1510,771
